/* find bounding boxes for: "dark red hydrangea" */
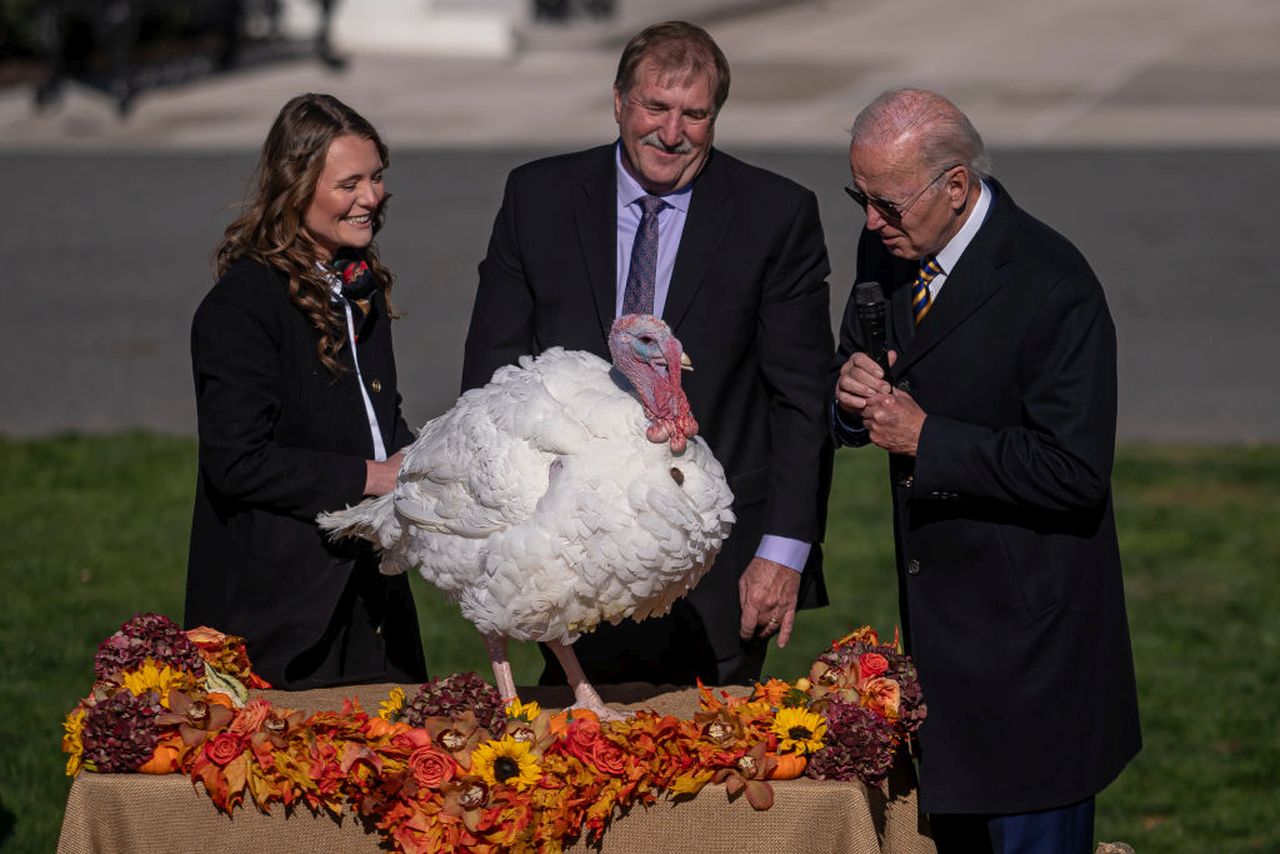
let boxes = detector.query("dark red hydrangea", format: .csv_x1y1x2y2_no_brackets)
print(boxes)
817,640,926,736
81,690,164,772
404,672,504,734
806,699,898,785
881,655,927,736
93,612,205,682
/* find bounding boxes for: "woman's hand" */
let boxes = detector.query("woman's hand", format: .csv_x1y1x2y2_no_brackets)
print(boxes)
363,451,404,496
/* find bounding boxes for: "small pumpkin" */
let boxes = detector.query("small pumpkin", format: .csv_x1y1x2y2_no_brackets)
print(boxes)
138,735,184,774
765,752,807,780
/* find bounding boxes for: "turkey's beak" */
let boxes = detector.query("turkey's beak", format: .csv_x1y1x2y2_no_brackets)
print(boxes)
680,352,694,372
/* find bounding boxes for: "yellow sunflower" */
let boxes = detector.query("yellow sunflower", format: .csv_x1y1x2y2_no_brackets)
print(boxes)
771,707,828,755
62,708,87,776
378,686,406,721
120,659,196,707
470,736,541,790
505,698,541,723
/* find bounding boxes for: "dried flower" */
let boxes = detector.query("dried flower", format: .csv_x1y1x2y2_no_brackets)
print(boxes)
155,689,234,747
62,613,928,852
470,736,541,791
421,710,488,766
693,705,746,747
228,699,272,737
712,741,776,810
806,700,897,784
378,686,406,721
185,626,271,689
771,707,827,755
859,652,890,679
405,672,504,734
408,746,458,789
93,613,204,682
204,731,246,766
120,659,197,706
81,690,164,772
62,707,87,776
505,698,541,723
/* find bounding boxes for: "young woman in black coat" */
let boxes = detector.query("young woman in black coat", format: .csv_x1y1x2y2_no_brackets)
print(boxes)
185,93,428,689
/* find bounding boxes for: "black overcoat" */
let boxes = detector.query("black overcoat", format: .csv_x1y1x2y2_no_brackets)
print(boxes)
461,144,835,676
186,257,427,689
836,181,1141,813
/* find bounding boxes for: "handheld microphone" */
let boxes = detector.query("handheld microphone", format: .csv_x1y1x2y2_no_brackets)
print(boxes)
854,281,892,382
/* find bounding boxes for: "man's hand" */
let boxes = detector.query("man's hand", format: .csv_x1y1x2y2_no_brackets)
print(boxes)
836,351,896,415
739,557,802,648
363,451,405,496
862,389,926,456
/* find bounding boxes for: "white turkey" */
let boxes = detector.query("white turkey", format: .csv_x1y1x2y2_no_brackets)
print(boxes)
319,314,734,719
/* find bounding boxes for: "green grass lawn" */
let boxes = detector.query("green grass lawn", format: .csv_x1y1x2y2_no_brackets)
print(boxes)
1,435,1277,852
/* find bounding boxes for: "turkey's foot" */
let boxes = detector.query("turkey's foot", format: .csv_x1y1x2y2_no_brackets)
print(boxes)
566,687,626,722
547,639,628,722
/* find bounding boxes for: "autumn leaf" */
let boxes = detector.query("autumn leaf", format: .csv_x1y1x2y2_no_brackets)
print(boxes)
223,752,249,810
340,742,385,775
744,778,775,811
670,769,713,797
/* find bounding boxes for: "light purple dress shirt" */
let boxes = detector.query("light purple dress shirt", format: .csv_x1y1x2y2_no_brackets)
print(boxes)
613,144,809,574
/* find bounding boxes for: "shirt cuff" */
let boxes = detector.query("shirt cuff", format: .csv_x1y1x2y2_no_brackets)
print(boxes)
755,536,810,574
832,401,869,446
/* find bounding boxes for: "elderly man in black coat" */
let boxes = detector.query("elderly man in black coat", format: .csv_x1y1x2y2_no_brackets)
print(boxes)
834,88,1141,853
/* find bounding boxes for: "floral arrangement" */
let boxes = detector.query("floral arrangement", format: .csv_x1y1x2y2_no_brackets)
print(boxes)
63,615,924,853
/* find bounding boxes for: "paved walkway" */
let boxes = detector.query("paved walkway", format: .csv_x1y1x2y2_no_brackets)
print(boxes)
2,0,1279,150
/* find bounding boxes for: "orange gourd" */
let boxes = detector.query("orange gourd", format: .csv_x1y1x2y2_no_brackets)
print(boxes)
765,752,807,780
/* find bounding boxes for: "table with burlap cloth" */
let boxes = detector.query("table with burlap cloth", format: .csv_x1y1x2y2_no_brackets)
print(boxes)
58,683,936,854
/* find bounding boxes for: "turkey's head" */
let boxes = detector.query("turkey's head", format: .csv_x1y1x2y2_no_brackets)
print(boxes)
609,314,698,453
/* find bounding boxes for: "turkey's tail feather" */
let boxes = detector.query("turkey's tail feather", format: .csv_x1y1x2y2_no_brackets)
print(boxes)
317,492,401,551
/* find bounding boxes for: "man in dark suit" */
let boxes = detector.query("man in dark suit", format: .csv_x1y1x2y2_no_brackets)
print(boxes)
462,21,834,687
833,88,1141,853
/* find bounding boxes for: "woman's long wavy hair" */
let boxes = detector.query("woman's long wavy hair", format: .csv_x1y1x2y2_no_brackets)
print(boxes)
216,93,396,375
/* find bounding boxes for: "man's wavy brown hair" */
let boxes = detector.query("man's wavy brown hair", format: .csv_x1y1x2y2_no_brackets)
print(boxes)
216,93,395,375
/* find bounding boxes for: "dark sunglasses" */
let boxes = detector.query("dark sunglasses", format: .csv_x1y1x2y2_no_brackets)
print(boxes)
844,163,961,220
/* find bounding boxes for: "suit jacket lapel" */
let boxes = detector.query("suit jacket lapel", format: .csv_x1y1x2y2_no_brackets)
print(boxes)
897,180,1015,375
888,255,917,354
664,150,732,332
574,146,620,342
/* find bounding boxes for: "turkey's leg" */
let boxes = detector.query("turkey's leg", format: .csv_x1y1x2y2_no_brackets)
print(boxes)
482,632,518,704
546,640,624,721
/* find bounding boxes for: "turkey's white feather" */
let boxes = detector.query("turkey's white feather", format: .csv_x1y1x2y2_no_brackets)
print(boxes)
319,347,734,644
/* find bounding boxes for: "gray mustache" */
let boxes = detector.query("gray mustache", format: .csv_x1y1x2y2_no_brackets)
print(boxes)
640,131,693,154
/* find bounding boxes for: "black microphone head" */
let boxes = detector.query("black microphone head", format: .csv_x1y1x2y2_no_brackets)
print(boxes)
855,281,884,307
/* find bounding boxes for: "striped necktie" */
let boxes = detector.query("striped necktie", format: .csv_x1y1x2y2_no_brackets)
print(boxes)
912,256,943,326
621,195,668,315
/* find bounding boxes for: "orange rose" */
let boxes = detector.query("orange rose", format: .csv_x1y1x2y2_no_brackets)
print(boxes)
859,653,889,679
861,676,901,720
587,739,626,776
561,715,602,764
229,699,272,737
204,731,246,766
185,626,228,647
392,728,434,751
409,746,457,789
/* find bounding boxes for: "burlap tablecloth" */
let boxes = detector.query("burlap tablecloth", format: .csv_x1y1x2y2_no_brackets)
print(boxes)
58,683,935,854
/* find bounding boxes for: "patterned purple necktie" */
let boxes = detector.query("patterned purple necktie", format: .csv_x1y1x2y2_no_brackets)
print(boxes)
622,195,668,315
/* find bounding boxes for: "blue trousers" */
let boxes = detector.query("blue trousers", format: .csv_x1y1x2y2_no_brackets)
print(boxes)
930,797,1096,854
